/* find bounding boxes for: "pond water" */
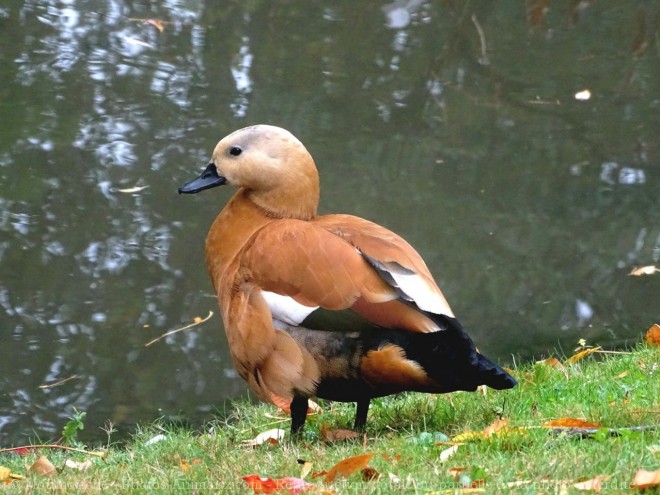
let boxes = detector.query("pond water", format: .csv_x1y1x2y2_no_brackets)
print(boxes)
0,1,658,445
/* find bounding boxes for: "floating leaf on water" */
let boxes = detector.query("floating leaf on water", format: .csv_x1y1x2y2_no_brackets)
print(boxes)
116,185,149,194
144,19,165,33
575,89,592,101
629,265,659,276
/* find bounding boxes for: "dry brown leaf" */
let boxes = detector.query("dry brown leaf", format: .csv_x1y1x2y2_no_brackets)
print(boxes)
320,423,359,443
573,475,603,492
29,456,56,477
537,357,563,368
242,428,285,447
631,468,660,490
565,347,601,365
324,453,373,483
361,467,380,481
542,418,601,429
644,324,660,346
629,265,660,276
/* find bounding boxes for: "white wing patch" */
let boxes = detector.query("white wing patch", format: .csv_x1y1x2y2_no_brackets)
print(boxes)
260,291,318,326
388,270,454,317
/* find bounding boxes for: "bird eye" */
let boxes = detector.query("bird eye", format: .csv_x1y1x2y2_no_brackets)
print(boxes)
229,146,242,157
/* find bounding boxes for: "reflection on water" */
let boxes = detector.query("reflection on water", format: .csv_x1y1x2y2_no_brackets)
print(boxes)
0,1,658,445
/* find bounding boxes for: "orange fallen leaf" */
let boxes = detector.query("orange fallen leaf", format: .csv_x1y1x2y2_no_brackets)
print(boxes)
242,474,313,494
629,265,660,276
565,346,601,364
448,467,464,479
573,475,603,492
542,418,601,429
644,324,660,346
324,453,373,483
29,456,56,477
538,357,562,368
483,418,509,437
630,468,660,490
144,19,165,33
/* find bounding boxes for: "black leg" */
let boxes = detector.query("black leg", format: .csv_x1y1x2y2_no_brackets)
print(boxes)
353,398,370,431
290,396,309,434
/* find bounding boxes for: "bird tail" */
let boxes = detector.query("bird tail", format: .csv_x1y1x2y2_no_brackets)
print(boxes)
401,311,517,393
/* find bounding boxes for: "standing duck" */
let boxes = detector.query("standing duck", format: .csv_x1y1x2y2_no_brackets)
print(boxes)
179,125,516,433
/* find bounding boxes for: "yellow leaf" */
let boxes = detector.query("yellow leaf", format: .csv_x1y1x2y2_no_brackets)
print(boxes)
451,431,483,443
299,461,313,480
615,371,629,379
0,467,10,481
565,346,601,364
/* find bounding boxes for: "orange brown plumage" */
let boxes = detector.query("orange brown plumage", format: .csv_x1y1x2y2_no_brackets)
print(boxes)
179,124,516,433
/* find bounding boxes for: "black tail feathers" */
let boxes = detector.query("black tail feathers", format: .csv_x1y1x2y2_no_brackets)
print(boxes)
402,311,517,393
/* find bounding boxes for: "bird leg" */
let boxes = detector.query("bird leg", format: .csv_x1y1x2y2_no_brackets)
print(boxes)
353,398,370,431
290,395,309,434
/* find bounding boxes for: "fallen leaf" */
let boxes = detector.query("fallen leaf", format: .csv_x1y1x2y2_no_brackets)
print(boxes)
565,347,601,364
320,423,359,443
144,19,165,33
0,467,10,481
179,459,191,473
387,472,401,484
116,185,149,194
616,371,629,379
483,418,509,437
122,36,154,49
439,445,459,462
644,324,660,346
448,467,464,479
298,460,313,480
64,459,92,471
324,453,374,483
29,456,56,477
629,265,660,276
270,395,322,415
361,467,380,481
573,475,603,492
144,434,166,445
242,474,313,494
630,468,660,490
526,0,549,28
542,418,601,429
242,428,285,447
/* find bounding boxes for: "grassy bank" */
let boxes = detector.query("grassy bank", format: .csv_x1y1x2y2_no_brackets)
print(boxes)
1,344,659,494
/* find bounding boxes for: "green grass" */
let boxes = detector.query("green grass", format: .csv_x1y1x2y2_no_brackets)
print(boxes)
1,344,659,494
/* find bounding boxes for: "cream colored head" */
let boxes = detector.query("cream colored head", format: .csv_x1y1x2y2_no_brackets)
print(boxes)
211,125,320,219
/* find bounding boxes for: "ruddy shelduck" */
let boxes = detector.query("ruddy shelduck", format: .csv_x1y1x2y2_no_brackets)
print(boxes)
179,125,516,433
